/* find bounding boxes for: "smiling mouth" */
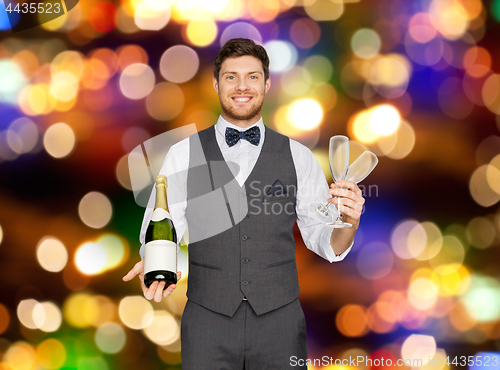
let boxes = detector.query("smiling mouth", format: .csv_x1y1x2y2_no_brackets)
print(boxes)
232,96,253,103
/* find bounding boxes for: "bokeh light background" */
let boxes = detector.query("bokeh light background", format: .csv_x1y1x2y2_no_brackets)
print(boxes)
1,0,500,368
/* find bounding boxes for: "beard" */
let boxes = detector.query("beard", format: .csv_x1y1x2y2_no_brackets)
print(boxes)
219,93,265,123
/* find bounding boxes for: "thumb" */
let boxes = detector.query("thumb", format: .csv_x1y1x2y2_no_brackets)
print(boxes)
122,269,137,281
123,260,144,281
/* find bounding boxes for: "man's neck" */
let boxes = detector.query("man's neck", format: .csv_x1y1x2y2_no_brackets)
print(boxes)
221,112,261,129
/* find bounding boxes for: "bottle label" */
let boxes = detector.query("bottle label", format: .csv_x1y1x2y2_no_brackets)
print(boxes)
144,240,177,274
151,208,171,222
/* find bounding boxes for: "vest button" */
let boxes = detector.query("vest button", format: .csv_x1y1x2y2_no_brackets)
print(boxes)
242,280,249,286
242,258,249,263
242,235,248,241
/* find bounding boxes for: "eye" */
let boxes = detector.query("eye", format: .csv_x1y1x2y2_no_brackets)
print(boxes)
250,76,257,79
226,75,235,80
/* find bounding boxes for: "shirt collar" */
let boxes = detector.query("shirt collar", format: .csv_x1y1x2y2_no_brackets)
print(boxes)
215,116,265,146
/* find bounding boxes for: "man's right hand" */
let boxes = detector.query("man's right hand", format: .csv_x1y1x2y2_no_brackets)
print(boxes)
122,260,182,303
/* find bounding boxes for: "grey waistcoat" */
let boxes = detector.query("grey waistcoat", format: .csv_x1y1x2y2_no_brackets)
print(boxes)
185,125,300,317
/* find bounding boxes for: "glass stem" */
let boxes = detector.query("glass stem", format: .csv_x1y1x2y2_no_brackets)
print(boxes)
334,182,344,221
320,202,331,213
337,196,342,221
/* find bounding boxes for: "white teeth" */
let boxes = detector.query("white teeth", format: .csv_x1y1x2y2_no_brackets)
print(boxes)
233,97,251,102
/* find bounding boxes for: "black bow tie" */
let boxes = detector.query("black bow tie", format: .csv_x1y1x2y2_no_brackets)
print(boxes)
225,126,261,147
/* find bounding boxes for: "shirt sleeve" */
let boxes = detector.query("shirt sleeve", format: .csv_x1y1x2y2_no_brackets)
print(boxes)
139,138,189,260
290,139,353,262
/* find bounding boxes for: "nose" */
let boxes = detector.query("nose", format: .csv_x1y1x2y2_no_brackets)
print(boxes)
236,78,250,92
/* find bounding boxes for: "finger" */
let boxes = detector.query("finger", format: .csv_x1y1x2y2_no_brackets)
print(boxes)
163,283,177,298
329,187,365,204
144,281,159,300
122,270,136,281
336,180,364,197
340,202,362,220
122,260,144,281
335,197,363,213
342,192,365,207
333,198,363,222
329,187,355,199
335,180,357,190
122,267,139,281
138,272,148,295
153,282,165,302
345,181,362,196
342,208,361,224
177,271,182,281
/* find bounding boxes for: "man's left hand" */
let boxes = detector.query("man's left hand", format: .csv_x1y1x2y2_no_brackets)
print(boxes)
328,180,365,228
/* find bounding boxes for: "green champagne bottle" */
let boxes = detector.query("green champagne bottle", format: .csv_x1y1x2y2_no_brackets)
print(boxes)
144,175,178,290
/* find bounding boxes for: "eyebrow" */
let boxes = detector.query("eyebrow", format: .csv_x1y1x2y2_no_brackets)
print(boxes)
221,71,263,76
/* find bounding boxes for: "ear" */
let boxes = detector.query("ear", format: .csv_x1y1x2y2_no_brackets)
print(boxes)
264,76,271,94
213,76,219,95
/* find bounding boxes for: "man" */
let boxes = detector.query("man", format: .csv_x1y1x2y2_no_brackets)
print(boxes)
123,38,365,369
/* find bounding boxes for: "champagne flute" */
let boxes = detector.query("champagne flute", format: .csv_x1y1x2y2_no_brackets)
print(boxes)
310,136,350,224
310,139,378,227
328,150,378,227
345,151,378,183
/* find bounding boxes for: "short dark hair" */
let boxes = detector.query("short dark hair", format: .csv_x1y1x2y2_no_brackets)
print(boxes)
213,38,270,83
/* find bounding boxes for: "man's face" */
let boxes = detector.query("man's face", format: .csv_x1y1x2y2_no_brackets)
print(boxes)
213,55,271,128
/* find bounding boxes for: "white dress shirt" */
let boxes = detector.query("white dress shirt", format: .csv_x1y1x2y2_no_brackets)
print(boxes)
139,116,352,263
